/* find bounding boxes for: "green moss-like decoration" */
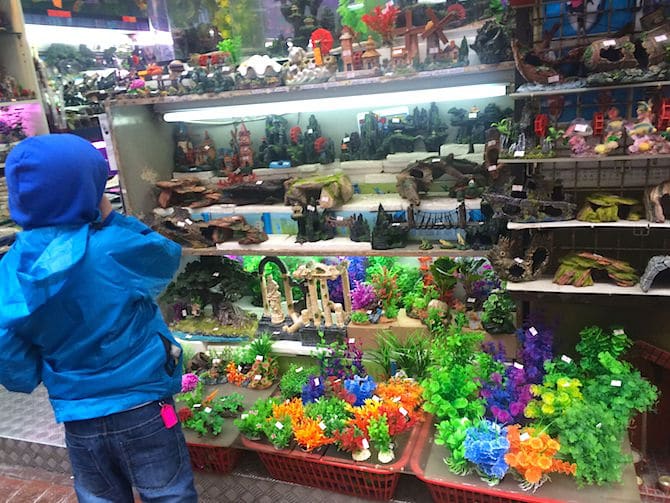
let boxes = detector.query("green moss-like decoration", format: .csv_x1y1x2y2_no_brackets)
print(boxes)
553,252,638,287
577,194,643,223
172,316,258,338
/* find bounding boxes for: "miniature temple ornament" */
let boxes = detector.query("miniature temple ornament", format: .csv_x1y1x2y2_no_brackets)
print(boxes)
340,27,355,72
393,10,423,64
361,36,381,70
257,257,295,337
265,276,285,324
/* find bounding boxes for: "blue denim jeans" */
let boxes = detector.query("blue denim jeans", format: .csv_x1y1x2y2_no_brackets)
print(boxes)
64,399,198,503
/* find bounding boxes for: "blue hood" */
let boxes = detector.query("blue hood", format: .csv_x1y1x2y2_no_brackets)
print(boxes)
6,134,108,230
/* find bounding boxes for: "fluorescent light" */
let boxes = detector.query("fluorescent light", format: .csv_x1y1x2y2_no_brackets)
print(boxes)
162,83,508,123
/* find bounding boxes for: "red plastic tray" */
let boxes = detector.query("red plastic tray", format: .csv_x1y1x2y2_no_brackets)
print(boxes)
240,423,421,501
409,419,640,503
186,442,242,474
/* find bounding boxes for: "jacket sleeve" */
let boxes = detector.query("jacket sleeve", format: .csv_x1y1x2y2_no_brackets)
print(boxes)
0,327,42,393
104,212,182,297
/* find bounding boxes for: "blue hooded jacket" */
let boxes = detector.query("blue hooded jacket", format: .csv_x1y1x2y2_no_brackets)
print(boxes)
0,134,183,422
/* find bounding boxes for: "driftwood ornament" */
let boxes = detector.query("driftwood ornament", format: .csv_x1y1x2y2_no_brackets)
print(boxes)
396,154,482,206
553,253,638,288
644,179,670,223
488,233,552,282
156,178,220,208
484,193,576,222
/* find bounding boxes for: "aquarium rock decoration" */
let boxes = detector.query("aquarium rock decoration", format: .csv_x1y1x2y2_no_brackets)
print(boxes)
640,255,670,292
488,234,552,283
553,253,639,288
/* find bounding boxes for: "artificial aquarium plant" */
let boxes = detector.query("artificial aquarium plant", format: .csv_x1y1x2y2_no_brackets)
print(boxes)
369,330,432,380
481,291,515,334
177,381,243,436
162,256,256,336
234,397,278,440
280,363,320,399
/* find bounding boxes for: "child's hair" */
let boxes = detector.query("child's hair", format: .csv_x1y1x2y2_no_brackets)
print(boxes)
6,134,109,229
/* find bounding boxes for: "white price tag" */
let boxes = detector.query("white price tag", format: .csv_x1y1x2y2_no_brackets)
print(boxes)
342,50,351,57
429,47,439,54
256,180,263,185
399,407,408,416
548,75,560,83
372,395,381,402
296,367,303,373
512,184,524,192
256,355,264,362
596,422,602,428
603,39,616,46
212,358,221,365
176,221,186,228
561,355,572,364
185,334,192,339
362,438,370,449
204,407,212,413
487,140,497,147
213,327,219,331
348,338,355,344
237,365,242,372
212,272,220,277
337,216,344,221
613,329,624,335
467,297,476,303
193,404,202,408
307,205,316,211
313,377,320,386
432,158,441,163
488,165,497,172
574,124,588,133
343,137,350,143
593,253,603,258
367,310,373,315
513,362,524,369
468,112,478,119
392,396,401,403
275,421,284,429
514,257,524,264
273,331,281,335
513,151,525,158
181,309,188,317
520,432,530,442
392,118,401,123
307,128,313,134
319,421,327,430
241,413,249,419
185,218,193,225
529,327,538,336
254,374,262,381
655,34,668,42
611,380,622,387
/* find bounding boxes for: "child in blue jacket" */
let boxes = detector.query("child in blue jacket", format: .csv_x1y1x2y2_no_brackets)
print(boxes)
0,134,197,502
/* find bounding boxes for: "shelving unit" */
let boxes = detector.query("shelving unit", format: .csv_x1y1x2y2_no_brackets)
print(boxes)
506,278,670,297
500,154,670,164
507,220,670,230
183,236,483,258
510,80,670,98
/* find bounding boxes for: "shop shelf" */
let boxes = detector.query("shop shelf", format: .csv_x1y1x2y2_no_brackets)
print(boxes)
240,421,421,501
510,80,670,99
182,235,487,258
507,220,670,231
186,442,242,474
410,419,640,503
506,278,670,297
500,154,670,164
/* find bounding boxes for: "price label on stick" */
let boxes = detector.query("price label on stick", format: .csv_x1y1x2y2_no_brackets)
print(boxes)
254,374,262,381
548,75,560,83
372,395,381,402
611,379,622,387
276,421,284,430
256,355,263,361
574,124,588,133
529,327,538,336
295,367,303,373
319,421,327,431
399,407,408,416
349,338,355,344
313,377,320,386
520,432,530,442
204,407,212,414
512,184,524,192
561,355,572,364
513,362,524,369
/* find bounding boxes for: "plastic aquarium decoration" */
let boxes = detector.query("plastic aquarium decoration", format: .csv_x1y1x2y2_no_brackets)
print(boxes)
645,178,670,223
162,257,257,338
371,204,409,250
553,253,639,288
577,194,642,223
640,255,670,292
488,234,552,283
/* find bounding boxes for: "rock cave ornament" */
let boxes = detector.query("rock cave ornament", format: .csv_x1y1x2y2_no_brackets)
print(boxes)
553,253,639,288
488,233,553,282
640,256,670,292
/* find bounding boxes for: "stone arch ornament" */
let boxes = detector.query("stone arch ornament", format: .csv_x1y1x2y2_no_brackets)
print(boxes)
640,256,670,292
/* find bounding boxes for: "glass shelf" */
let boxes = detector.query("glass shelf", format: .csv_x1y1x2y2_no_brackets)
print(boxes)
510,80,670,99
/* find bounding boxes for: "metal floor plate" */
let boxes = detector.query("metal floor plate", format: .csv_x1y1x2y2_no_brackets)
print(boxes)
0,387,64,447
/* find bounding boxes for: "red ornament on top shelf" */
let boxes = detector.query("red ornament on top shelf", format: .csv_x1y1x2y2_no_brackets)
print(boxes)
311,29,334,55
534,114,549,138
658,98,670,132
592,112,605,136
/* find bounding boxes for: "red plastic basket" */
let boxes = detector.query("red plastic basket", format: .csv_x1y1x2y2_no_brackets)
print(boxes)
241,423,421,501
633,341,670,371
186,442,242,474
